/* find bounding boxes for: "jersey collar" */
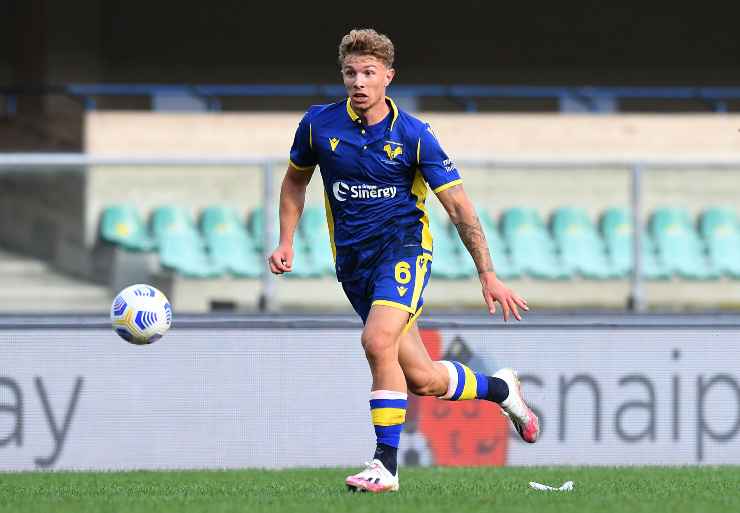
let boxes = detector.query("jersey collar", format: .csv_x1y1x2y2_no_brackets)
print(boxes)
346,96,399,131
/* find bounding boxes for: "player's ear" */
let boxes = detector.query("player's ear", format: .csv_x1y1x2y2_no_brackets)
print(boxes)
385,68,395,87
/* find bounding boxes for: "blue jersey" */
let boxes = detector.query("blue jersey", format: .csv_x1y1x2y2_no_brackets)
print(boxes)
289,97,462,282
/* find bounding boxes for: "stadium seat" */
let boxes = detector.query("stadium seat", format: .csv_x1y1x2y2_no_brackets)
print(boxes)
550,207,617,279
247,206,276,252
100,205,156,252
200,206,263,278
248,207,320,278
501,208,571,280
699,207,740,278
473,207,521,279
428,210,472,279
151,205,199,240
440,205,523,280
201,205,242,237
649,207,719,280
600,207,670,280
299,206,335,276
151,206,222,278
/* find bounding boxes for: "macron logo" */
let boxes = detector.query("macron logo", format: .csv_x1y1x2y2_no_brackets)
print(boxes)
332,181,397,202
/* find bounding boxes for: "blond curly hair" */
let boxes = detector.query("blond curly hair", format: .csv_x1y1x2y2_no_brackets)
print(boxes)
338,28,395,68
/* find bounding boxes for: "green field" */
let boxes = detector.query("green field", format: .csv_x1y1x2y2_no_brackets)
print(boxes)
1,466,738,513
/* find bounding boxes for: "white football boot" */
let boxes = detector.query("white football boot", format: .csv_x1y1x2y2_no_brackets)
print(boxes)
494,368,540,443
345,459,399,493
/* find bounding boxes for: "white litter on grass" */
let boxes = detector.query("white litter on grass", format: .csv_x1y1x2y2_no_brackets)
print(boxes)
529,480,574,491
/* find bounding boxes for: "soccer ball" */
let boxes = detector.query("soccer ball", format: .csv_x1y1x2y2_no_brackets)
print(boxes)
110,284,172,345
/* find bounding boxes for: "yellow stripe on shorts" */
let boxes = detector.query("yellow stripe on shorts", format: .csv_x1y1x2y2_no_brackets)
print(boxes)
410,253,431,311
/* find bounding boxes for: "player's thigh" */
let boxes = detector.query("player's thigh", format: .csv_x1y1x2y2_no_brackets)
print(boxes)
398,323,447,395
362,304,410,357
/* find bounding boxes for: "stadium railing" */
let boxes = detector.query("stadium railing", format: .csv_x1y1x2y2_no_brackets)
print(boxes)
2,154,740,312
3,84,740,114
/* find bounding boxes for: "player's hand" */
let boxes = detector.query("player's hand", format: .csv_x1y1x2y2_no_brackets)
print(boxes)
479,271,529,321
268,244,293,275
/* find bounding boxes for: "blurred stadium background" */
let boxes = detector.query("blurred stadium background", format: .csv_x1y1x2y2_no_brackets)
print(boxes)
2,0,740,491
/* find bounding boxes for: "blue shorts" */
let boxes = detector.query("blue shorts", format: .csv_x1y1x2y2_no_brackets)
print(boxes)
342,250,432,324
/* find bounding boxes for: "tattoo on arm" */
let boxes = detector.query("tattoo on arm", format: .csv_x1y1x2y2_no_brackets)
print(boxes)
454,216,495,274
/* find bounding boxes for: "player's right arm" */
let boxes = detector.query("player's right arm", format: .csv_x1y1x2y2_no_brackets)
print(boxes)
268,111,318,275
269,164,315,274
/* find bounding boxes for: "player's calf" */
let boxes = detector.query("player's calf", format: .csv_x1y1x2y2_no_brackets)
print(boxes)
406,371,447,396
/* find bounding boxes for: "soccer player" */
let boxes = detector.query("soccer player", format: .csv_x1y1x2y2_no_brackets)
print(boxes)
269,28,538,493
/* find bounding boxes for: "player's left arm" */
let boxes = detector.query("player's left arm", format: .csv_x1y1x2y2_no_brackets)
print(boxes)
416,124,528,321
436,184,528,321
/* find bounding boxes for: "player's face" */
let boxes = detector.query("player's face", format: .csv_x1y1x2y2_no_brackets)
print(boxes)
341,55,395,113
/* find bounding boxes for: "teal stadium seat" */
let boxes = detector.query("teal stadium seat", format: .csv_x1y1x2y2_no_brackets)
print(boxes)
600,208,670,280
100,205,156,251
699,207,740,278
427,210,471,279
200,206,263,278
247,206,280,253
501,207,571,280
299,206,335,276
470,207,521,279
151,205,222,278
248,207,320,278
649,207,719,280
550,207,618,279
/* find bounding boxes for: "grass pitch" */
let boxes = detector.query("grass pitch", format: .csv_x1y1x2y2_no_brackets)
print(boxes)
0,466,737,513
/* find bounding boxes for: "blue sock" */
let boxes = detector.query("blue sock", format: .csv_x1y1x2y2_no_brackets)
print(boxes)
373,443,398,476
369,390,407,476
439,360,509,404
484,375,509,403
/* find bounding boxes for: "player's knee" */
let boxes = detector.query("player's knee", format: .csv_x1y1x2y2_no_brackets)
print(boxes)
361,330,395,363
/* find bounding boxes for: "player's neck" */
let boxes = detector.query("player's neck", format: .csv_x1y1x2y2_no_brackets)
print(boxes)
355,97,390,126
